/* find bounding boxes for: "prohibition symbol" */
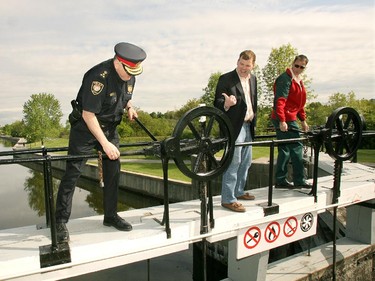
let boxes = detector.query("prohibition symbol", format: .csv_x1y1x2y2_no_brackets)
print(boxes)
283,216,298,237
301,213,314,232
244,226,261,249
265,222,280,243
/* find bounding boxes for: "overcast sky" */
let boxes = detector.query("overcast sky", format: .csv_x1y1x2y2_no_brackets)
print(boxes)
0,0,374,126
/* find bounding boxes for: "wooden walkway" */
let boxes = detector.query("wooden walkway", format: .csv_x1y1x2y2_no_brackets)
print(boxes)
1,158,374,281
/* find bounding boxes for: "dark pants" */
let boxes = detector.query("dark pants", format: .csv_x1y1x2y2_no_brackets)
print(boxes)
272,119,305,186
55,120,120,223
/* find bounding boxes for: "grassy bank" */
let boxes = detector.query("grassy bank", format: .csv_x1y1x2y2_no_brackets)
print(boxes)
35,138,374,182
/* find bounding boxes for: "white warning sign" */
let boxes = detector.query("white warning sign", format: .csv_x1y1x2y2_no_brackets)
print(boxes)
237,211,317,259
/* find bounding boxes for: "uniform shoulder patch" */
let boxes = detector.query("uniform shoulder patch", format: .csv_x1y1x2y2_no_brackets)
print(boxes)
91,81,104,95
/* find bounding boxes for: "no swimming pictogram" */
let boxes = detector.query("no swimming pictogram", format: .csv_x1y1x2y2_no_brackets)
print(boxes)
264,222,280,243
283,216,298,237
243,226,261,249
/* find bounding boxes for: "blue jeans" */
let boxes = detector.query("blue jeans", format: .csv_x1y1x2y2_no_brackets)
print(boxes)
221,123,252,204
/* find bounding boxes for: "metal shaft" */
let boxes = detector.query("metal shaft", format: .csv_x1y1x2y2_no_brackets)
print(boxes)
134,117,157,141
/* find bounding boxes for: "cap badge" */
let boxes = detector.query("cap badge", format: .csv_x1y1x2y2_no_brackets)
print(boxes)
91,81,104,95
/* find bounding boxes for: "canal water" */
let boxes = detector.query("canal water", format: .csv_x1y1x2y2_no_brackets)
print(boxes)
0,141,194,281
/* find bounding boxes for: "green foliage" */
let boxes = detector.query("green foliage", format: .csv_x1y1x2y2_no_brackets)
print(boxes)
327,91,358,109
22,93,63,143
307,92,375,127
325,91,375,130
254,105,273,135
260,43,298,107
260,43,315,107
117,110,177,140
305,102,331,128
201,72,222,106
1,120,26,137
173,98,202,119
306,93,375,149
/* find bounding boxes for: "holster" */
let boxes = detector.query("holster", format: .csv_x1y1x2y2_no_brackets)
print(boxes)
68,100,82,126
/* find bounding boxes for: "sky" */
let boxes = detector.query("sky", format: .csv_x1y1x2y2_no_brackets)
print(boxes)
0,0,374,126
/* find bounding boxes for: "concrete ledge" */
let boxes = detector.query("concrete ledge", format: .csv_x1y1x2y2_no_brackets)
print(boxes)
266,237,374,281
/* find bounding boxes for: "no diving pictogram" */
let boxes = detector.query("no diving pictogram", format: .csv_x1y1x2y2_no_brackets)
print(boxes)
301,213,314,232
244,226,261,249
265,222,280,243
283,216,298,237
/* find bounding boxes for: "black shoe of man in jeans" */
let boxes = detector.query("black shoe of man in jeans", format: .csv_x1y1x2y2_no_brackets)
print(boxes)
103,214,132,231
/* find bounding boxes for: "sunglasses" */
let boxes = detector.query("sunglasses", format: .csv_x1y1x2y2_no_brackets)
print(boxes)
294,64,306,69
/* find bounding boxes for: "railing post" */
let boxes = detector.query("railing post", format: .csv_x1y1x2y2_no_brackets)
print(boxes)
258,140,279,216
268,141,275,206
44,154,57,248
39,153,71,268
310,142,321,202
42,146,51,227
161,153,171,239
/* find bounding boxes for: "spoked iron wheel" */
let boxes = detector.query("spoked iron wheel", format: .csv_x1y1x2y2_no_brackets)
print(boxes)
169,106,234,181
324,107,363,161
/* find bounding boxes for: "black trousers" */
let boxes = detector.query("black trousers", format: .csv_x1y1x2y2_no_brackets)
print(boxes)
55,120,120,223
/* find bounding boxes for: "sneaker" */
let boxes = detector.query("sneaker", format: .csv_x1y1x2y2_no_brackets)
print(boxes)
221,202,246,212
56,223,70,242
103,214,132,231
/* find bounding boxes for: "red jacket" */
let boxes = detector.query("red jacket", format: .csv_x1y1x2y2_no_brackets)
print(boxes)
271,68,307,122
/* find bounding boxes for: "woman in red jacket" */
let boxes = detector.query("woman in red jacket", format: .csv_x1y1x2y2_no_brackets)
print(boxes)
271,54,312,189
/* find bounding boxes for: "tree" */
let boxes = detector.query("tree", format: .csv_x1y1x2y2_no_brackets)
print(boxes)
1,120,26,137
23,93,63,143
200,72,222,106
326,92,375,149
327,91,357,109
305,102,330,128
174,98,201,119
260,43,314,107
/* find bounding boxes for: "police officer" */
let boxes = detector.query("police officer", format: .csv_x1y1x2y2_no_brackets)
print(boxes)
55,42,147,242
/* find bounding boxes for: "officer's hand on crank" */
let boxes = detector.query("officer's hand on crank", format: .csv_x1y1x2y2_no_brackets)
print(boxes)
280,121,288,132
127,107,138,121
103,142,120,160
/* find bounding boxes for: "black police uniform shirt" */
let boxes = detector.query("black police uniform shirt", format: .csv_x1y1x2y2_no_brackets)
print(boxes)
76,59,135,127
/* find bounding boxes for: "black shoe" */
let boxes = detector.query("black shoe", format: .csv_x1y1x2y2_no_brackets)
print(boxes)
56,223,70,242
103,214,132,231
275,180,294,189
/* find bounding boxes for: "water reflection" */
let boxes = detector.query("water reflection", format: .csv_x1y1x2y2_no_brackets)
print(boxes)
0,140,163,230
24,169,59,217
0,140,194,280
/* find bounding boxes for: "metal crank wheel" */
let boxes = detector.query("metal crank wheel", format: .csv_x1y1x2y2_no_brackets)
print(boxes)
167,106,234,181
324,107,363,161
